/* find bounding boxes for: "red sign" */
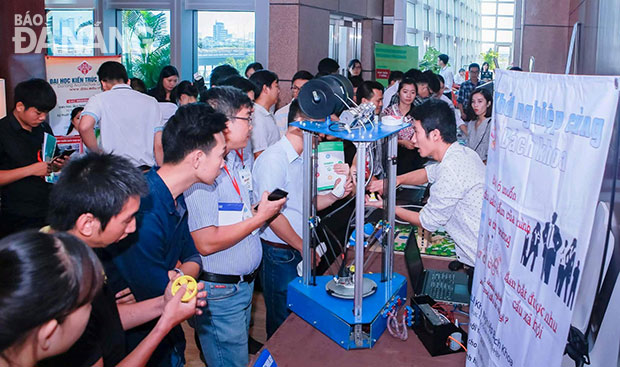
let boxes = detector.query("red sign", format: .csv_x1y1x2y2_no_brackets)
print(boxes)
376,69,390,80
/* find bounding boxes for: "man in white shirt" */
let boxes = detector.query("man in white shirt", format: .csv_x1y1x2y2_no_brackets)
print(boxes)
274,70,313,137
438,54,454,100
79,61,163,168
367,99,485,268
252,100,352,338
249,70,281,158
454,68,466,86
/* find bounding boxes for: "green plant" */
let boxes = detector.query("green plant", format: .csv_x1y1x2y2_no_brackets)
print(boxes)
418,46,443,74
121,10,171,89
224,55,255,74
480,48,499,70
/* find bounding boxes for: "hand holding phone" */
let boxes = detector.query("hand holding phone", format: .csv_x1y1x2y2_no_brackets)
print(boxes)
267,189,288,201
254,188,288,211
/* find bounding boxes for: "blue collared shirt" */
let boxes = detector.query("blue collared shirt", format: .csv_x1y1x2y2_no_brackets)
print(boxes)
111,169,201,300
107,168,200,366
185,150,261,275
252,135,304,243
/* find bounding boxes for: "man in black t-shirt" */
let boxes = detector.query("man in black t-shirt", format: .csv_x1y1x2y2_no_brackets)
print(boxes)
0,78,61,237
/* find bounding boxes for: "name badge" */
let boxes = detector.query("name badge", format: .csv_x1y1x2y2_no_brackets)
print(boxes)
239,167,253,192
218,202,244,225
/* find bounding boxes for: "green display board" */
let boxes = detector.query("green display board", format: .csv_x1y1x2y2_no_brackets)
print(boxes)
374,43,419,87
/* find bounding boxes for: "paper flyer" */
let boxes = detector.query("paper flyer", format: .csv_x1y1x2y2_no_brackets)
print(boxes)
317,141,345,191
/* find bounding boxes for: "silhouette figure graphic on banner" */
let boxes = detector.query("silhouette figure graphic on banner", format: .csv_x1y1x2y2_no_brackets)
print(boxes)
541,213,562,284
555,240,570,296
563,239,577,303
521,222,541,272
567,260,580,309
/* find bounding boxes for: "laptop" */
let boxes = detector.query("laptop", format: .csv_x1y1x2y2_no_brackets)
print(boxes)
404,230,470,305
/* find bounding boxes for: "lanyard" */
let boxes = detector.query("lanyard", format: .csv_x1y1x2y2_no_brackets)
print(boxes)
235,149,244,166
223,164,242,201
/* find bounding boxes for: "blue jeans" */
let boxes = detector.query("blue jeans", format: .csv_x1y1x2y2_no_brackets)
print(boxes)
194,279,254,367
260,241,302,338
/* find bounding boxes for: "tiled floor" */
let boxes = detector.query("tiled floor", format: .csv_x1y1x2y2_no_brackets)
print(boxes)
184,292,267,367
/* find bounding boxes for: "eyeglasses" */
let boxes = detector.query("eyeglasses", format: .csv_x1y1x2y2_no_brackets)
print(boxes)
291,85,301,91
229,115,253,124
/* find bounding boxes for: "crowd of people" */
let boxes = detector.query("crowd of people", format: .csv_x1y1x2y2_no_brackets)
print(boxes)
0,52,502,366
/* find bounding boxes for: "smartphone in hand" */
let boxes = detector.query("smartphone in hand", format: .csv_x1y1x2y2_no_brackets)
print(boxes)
255,189,288,210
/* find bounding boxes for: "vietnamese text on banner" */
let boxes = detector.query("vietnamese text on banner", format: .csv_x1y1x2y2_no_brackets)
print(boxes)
467,70,620,367
45,55,121,135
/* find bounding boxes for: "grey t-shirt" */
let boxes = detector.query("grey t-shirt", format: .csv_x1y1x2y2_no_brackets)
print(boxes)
466,117,491,162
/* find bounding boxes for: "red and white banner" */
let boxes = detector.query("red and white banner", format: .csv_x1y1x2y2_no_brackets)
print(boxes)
467,70,620,367
45,55,121,134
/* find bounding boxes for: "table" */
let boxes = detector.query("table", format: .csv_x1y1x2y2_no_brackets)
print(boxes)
251,252,468,367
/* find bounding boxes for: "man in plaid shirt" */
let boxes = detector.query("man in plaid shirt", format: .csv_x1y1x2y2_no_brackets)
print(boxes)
457,63,481,118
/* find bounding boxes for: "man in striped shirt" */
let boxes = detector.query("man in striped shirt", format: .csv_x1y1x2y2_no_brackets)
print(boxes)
184,87,285,367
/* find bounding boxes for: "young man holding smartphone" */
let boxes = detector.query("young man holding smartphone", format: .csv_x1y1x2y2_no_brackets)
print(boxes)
0,78,67,236
252,99,353,338
185,86,286,367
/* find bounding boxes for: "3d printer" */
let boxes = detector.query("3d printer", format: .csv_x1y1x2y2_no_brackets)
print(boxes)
286,74,409,349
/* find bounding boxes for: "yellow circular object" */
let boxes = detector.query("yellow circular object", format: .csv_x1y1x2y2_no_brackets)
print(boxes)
171,275,198,302
349,265,355,273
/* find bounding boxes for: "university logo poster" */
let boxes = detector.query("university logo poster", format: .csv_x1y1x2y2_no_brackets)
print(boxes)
467,70,620,367
45,55,121,134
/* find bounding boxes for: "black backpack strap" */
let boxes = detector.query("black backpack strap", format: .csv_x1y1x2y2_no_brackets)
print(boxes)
564,325,590,367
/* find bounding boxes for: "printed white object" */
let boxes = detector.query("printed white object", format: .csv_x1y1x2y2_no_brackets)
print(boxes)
381,115,403,126
332,179,346,198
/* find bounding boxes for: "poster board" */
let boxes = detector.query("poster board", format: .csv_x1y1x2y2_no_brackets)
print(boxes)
45,55,121,134
466,70,620,367
374,43,418,87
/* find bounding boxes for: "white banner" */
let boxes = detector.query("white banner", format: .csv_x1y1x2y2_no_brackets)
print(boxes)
45,56,121,135
467,70,620,367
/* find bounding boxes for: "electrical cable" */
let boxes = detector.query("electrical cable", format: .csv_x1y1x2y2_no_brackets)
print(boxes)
318,222,341,276
447,336,467,352
323,195,355,219
386,310,409,340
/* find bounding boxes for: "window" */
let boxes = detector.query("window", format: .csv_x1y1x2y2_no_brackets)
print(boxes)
418,5,427,30
497,16,514,29
482,42,495,52
497,3,515,15
196,11,255,81
407,3,416,28
120,10,171,88
46,9,94,56
482,29,495,42
496,30,513,42
481,16,496,28
406,32,416,46
481,2,496,15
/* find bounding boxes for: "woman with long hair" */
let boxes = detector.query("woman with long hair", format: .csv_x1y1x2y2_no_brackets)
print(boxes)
347,59,362,79
0,231,103,367
465,88,493,162
481,62,493,83
382,78,426,173
66,107,84,135
148,65,179,102
383,78,417,149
